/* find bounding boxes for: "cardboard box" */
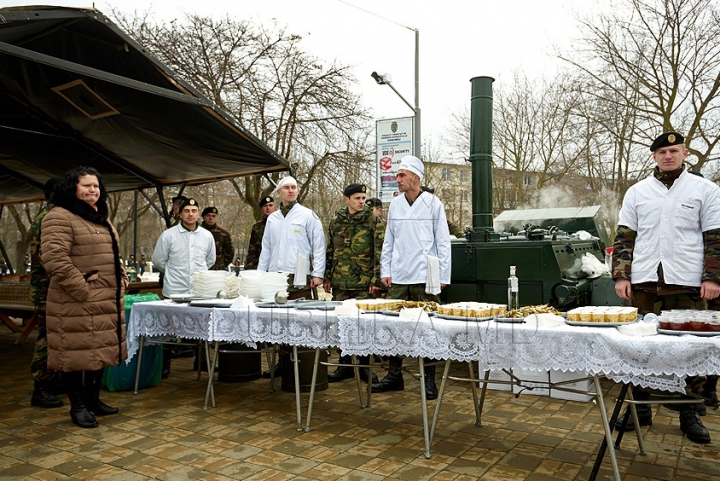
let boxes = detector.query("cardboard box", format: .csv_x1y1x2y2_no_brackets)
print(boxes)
549,370,595,402
512,368,551,397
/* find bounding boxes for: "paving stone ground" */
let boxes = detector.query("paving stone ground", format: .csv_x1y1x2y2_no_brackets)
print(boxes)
1,327,718,480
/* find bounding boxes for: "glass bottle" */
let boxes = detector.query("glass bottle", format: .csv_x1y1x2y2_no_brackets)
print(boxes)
507,266,519,311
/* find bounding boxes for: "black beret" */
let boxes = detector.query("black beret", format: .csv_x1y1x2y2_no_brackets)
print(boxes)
343,183,367,197
179,198,199,211
202,206,218,217
420,185,435,194
650,132,685,152
365,197,382,207
259,196,274,208
171,195,188,203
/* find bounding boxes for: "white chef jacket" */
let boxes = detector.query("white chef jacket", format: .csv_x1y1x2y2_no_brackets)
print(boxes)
152,224,216,297
618,169,720,286
257,203,326,278
381,191,451,285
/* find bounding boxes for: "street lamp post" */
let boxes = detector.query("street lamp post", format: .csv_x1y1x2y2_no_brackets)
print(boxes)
371,28,420,159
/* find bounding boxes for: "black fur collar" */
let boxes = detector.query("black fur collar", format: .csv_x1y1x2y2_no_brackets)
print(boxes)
52,189,109,225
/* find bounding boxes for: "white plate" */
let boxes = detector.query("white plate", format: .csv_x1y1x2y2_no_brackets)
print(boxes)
658,329,720,337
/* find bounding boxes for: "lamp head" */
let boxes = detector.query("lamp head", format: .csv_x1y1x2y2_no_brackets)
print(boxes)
371,71,392,85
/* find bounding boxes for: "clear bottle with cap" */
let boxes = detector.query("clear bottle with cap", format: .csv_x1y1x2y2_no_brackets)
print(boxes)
507,266,519,312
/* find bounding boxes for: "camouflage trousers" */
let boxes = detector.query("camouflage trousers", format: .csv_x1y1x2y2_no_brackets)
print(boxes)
389,284,440,303
632,289,716,404
31,316,57,382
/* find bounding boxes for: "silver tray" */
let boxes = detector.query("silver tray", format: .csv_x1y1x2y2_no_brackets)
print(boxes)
434,313,493,321
494,317,525,324
189,299,235,308
295,302,342,311
658,328,720,337
565,317,640,327
378,309,435,317
170,296,204,303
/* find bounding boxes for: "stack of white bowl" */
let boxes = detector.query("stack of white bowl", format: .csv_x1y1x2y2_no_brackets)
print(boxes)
192,271,230,298
237,270,288,300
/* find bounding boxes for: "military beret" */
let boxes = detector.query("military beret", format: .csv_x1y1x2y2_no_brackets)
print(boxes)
365,197,382,207
179,198,199,211
343,183,367,197
202,206,218,217
420,185,435,194
259,196,274,208
171,195,188,203
650,132,685,152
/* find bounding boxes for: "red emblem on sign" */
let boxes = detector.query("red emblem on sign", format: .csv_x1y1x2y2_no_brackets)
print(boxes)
380,156,392,171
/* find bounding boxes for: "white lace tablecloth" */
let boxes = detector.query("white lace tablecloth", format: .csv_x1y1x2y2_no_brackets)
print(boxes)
338,314,720,392
127,302,340,362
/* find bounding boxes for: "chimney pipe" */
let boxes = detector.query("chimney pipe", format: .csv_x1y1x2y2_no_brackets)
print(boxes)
469,76,495,239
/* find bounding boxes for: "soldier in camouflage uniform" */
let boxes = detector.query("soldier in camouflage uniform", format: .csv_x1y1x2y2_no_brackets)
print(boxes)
201,207,235,271
611,132,720,444
323,184,385,383
29,178,65,408
421,186,465,238
244,196,275,270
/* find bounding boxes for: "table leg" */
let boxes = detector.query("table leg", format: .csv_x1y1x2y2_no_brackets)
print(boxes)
203,341,218,410
133,335,145,394
418,357,432,459
293,345,302,431
430,359,452,442
351,354,366,408
0,311,22,333
589,376,625,481
304,347,322,432
14,313,39,344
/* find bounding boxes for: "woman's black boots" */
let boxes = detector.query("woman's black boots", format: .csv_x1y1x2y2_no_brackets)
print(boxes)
61,371,98,429
84,369,119,416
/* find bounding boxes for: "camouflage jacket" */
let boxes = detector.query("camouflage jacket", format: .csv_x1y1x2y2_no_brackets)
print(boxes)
244,216,268,270
202,223,235,270
324,205,385,289
29,205,50,310
448,220,464,238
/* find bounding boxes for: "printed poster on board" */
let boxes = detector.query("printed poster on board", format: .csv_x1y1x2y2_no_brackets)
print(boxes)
376,117,414,203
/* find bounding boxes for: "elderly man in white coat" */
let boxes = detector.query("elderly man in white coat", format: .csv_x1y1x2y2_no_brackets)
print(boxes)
372,155,451,400
258,176,326,299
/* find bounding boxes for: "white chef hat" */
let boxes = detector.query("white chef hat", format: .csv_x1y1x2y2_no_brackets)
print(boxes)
398,155,424,180
275,176,297,194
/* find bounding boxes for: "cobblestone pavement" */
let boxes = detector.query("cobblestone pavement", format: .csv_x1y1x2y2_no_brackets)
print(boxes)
1,328,718,480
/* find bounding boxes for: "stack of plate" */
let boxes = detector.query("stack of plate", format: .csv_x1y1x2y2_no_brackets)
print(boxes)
192,270,230,298
237,270,288,300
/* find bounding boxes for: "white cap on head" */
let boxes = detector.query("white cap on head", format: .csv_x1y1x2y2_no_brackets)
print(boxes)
275,176,297,194
398,155,423,180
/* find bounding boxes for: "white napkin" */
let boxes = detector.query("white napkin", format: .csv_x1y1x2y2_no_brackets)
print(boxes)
294,255,308,288
426,255,440,295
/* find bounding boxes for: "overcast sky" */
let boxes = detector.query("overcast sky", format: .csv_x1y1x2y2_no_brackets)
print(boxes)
2,0,599,152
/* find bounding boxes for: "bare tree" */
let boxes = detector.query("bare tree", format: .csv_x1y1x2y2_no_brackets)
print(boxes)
561,0,720,179
112,11,373,219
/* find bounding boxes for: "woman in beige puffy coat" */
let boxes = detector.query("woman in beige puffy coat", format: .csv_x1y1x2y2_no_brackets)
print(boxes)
41,166,128,428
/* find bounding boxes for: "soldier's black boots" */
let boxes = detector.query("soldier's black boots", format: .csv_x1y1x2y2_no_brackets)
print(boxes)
84,369,118,416
424,365,438,401
615,404,653,431
31,381,63,408
329,355,379,383
372,356,404,393
62,372,98,429
679,407,711,444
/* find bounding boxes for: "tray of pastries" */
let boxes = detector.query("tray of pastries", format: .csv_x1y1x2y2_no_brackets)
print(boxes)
435,302,506,321
565,306,639,326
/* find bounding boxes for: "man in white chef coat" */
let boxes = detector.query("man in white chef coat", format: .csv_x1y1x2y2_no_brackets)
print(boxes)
152,198,216,377
372,155,451,400
258,176,326,299
612,131,720,444
153,198,216,297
